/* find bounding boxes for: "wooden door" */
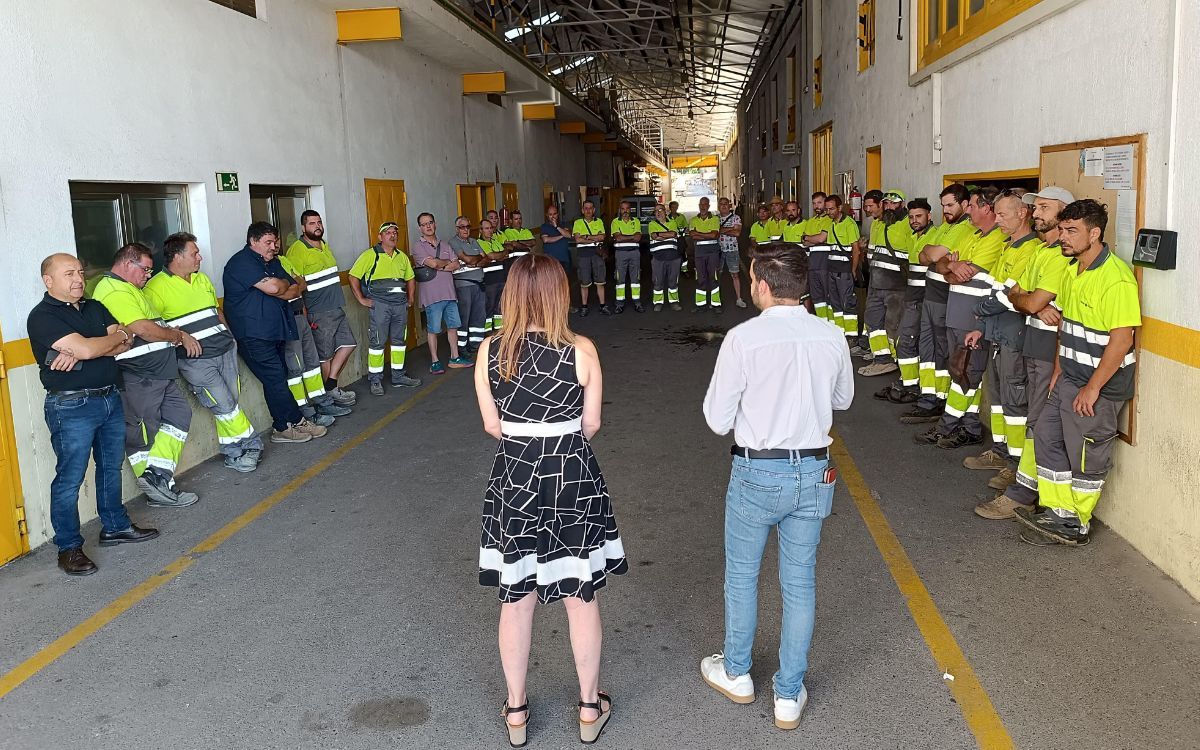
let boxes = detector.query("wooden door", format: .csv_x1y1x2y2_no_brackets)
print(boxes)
363,178,421,346
866,146,882,191
501,182,519,213
0,325,28,565
811,123,833,196
457,184,483,227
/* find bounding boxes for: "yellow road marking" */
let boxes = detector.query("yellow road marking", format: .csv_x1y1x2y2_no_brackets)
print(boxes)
831,432,1015,750
0,376,454,700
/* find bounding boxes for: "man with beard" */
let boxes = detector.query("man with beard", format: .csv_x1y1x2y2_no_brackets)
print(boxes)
900,183,974,425
807,195,860,342
860,190,911,376
875,199,936,402
802,192,833,324
286,211,357,408
975,187,1074,519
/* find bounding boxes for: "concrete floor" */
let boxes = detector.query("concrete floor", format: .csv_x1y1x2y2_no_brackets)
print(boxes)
1,295,1198,750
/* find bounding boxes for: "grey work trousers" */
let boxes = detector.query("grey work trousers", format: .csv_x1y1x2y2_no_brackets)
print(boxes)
1009,357,1054,505
984,343,1028,468
1032,378,1122,525
827,271,857,336
285,313,333,413
613,249,642,304
916,300,948,410
121,376,192,480
455,282,487,352
694,252,722,306
651,251,682,299
896,297,923,386
178,348,263,458
863,285,906,362
936,327,988,438
367,301,410,385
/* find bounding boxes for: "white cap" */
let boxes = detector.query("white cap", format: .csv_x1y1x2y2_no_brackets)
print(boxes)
1022,186,1075,205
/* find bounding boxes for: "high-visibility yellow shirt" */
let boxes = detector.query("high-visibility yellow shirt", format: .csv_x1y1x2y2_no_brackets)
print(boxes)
1057,246,1141,400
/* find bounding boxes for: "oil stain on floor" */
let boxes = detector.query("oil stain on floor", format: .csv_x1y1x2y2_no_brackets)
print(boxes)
348,696,431,729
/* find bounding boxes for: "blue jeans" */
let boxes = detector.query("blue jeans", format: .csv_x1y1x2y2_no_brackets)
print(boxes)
44,391,133,551
723,455,835,700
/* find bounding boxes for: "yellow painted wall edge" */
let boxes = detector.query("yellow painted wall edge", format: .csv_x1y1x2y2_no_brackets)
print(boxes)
5,312,1200,373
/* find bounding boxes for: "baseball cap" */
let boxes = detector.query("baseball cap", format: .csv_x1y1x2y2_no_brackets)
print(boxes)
378,221,399,233
1022,186,1075,205
883,189,906,203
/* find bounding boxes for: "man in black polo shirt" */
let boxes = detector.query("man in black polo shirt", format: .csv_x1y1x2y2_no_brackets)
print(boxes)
223,222,327,445
28,253,159,576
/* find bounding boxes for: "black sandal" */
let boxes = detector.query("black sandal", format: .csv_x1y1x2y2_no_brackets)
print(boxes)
578,691,611,744
502,701,529,748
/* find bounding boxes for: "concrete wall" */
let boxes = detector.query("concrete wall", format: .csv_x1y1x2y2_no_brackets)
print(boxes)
740,0,1200,597
0,0,590,552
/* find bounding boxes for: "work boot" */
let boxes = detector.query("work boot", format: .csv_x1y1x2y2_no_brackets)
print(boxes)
634,303,645,313
310,412,336,428
1014,507,1091,546
316,401,352,417
369,381,385,397
58,548,97,576
392,374,422,387
271,424,313,443
937,429,983,450
329,387,357,406
874,383,899,401
295,418,328,438
137,471,197,508
848,343,867,356
671,303,682,311
974,494,1025,520
599,305,612,316
579,306,590,317
913,426,941,445
988,466,1017,491
900,405,943,424
858,361,899,377
963,449,1008,471
653,304,663,312
224,452,258,473
887,387,920,404
614,303,625,314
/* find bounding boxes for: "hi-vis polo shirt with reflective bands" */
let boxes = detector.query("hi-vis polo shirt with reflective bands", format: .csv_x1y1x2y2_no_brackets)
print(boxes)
977,233,1044,350
905,225,937,301
781,219,808,243
1057,245,1141,402
143,270,235,359
1019,241,1072,362
689,214,721,255
648,220,679,253
946,225,1007,331
572,218,606,256
502,227,535,260
609,218,641,250
277,256,309,317
805,215,834,269
825,216,861,273
765,217,788,242
924,219,976,304
285,239,344,313
749,221,773,245
478,235,508,283
348,245,414,306
92,274,179,380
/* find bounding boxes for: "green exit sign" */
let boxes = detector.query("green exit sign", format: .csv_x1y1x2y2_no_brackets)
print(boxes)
216,172,240,192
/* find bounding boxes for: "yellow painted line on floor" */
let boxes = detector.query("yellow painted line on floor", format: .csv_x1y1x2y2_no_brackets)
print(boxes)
831,432,1014,750
0,376,455,701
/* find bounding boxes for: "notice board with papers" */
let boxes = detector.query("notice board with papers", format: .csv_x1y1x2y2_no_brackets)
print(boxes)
1039,135,1146,444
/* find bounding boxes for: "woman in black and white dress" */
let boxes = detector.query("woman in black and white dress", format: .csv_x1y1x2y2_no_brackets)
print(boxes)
475,253,627,747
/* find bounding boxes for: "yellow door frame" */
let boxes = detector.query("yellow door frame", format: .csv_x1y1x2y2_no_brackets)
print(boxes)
942,168,1040,186
363,178,421,348
0,321,29,565
865,146,882,191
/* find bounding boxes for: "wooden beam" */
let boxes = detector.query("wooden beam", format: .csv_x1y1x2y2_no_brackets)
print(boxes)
521,102,557,120
462,72,506,95
581,133,607,144
559,120,586,134
336,8,402,43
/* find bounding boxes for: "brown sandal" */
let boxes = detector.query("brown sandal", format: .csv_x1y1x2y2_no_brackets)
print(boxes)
502,701,528,748
578,691,611,744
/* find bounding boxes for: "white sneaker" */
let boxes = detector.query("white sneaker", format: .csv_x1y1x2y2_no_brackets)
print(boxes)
774,686,808,730
700,654,755,704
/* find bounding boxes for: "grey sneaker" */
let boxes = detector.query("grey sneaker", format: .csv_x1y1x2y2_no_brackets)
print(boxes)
316,401,352,417
295,418,328,438
310,412,336,427
329,387,357,406
137,474,199,508
858,361,899,377
735,298,748,309
392,374,422,387
370,381,385,396
271,424,313,443
224,452,258,473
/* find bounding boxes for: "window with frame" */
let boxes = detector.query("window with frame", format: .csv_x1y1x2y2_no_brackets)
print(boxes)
918,0,1044,69
250,185,310,248
207,0,257,18
69,182,190,289
857,1,876,72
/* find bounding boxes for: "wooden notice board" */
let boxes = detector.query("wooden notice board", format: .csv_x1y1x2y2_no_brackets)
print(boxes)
1039,135,1146,444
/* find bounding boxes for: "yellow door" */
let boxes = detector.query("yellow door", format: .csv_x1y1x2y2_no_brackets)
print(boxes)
363,178,422,347
811,123,833,196
501,182,519,213
866,146,882,191
479,183,497,213
0,326,29,565
457,184,483,227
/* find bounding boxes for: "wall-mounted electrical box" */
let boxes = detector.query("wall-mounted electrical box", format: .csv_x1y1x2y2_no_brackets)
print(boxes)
1131,228,1177,270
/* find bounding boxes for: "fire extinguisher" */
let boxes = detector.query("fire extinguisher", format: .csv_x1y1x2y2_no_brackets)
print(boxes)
849,186,863,223
500,205,511,229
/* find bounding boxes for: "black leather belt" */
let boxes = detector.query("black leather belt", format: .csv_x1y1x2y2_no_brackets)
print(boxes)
50,385,116,397
731,446,828,460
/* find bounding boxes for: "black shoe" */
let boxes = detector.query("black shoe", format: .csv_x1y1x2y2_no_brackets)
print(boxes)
1014,507,1091,546
599,305,612,316
714,305,725,314
614,304,625,314
888,387,920,404
98,524,160,547
913,426,941,445
936,429,984,450
58,548,97,576
874,384,898,401
634,303,645,313
570,307,579,314
899,405,944,424
579,306,589,317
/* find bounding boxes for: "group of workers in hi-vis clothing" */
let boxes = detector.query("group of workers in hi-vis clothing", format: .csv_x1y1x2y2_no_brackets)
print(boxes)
753,184,1140,548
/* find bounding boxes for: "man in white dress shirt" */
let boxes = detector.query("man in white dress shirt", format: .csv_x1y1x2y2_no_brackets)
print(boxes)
699,243,854,730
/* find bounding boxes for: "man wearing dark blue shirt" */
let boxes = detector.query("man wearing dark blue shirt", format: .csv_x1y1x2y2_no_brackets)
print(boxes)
540,204,576,311
223,222,327,445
